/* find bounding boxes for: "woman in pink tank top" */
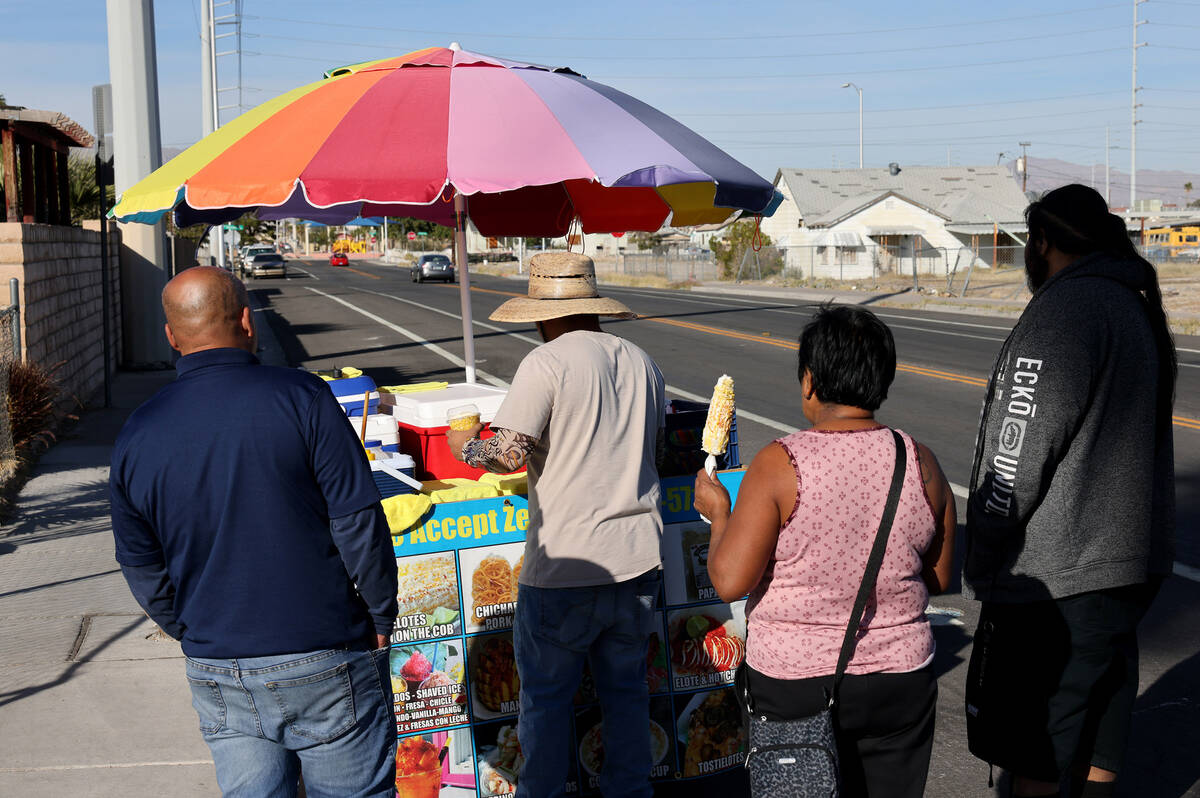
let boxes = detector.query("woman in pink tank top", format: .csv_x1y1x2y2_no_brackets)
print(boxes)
695,306,957,798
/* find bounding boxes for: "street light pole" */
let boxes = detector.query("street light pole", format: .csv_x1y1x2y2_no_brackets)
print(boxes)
841,82,863,169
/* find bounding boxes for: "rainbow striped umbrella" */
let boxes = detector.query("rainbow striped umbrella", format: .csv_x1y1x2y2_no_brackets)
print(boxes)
110,45,779,232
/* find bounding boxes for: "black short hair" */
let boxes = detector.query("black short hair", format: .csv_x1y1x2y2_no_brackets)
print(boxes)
796,305,896,411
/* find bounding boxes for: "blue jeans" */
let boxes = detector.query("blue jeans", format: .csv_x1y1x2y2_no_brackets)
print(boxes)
185,646,396,798
513,568,661,798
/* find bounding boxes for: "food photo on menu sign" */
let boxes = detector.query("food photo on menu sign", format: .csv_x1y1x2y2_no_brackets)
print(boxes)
391,641,469,734
473,719,562,797
394,729,477,798
467,631,522,720
674,687,748,778
667,602,747,691
460,542,523,633
573,696,676,793
392,551,463,644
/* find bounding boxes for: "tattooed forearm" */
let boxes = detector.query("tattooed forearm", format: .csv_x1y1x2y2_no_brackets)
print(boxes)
462,427,538,474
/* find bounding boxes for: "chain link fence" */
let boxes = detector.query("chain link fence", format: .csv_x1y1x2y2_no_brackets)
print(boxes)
593,251,721,283
591,240,1193,297
0,290,19,479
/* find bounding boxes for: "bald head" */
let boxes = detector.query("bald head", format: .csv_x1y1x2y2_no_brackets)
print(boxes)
162,266,255,355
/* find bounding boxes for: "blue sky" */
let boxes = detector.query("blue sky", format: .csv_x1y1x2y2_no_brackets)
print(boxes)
5,0,1199,195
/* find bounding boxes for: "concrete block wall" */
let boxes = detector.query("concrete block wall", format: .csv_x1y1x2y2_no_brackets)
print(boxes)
0,222,123,405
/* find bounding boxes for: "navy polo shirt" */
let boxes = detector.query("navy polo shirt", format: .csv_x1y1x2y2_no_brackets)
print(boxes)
110,348,388,658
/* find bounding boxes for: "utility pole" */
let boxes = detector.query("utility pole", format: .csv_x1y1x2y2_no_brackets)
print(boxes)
106,0,171,366
841,82,863,169
1131,0,1146,209
1019,141,1032,194
1105,125,1111,206
200,0,214,136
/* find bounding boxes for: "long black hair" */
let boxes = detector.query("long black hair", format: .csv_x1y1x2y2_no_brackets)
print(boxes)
1025,184,1177,420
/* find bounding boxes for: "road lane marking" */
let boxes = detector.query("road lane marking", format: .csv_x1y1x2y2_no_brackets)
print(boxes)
304,286,507,387
643,315,992,387
349,286,547,351
662,381,971,499
290,266,319,280
608,285,1014,333
345,266,381,280
331,284,978,499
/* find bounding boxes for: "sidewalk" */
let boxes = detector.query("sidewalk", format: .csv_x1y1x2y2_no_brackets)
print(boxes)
0,368,217,797
0,301,288,796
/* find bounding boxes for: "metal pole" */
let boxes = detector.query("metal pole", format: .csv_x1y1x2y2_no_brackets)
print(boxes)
97,155,112,407
857,88,863,169
454,192,476,384
9,278,20,363
106,0,171,366
200,0,214,135
1020,142,1031,194
1105,126,1111,205
1131,0,1146,209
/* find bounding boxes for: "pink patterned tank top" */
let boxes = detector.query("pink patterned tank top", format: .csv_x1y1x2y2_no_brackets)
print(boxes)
746,426,937,679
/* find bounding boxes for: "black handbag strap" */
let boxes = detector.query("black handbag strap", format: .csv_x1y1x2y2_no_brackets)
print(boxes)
829,428,907,707
737,428,908,718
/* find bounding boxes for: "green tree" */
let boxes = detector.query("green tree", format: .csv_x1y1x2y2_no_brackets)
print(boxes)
67,154,114,225
1186,182,1193,198
710,220,776,280
629,231,665,251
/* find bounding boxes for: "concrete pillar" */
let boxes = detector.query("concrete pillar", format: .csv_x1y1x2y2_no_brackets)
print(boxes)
106,0,172,366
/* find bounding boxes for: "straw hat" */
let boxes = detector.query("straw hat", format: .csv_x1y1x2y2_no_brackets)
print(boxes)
489,252,635,323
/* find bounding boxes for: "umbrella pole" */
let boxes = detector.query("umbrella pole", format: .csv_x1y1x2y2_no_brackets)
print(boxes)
454,191,477,384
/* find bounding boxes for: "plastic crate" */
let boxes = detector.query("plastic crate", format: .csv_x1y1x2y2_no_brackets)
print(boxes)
659,399,740,478
371,455,418,499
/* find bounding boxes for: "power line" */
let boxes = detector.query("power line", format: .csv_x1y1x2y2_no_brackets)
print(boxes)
242,4,1127,43
670,91,1127,117
692,106,1126,135
244,46,1128,80
711,124,1112,148
587,48,1127,80
241,25,1126,62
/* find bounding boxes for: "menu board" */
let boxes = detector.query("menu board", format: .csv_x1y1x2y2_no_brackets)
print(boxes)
388,472,747,797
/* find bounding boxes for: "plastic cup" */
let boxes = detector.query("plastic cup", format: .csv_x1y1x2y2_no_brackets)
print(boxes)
394,767,442,798
446,403,481,431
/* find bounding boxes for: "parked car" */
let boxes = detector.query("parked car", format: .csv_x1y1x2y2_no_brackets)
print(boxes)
411,253,455,283
246,252,287,279
330,252,349,267
237,244,277,275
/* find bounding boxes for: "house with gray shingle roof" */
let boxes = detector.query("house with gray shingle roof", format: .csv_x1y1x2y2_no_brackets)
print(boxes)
759,165,1029,278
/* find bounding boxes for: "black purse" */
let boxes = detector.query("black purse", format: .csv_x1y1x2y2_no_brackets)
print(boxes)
738,429,908,797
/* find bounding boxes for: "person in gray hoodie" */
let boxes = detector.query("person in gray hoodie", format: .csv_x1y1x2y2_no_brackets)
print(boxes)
963,185,1176,798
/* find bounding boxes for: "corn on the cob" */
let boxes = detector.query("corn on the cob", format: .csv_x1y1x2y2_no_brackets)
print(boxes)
702,375,735,455
396,553,460,617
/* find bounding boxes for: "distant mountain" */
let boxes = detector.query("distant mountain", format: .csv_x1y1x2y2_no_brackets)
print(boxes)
1007,157,1200,210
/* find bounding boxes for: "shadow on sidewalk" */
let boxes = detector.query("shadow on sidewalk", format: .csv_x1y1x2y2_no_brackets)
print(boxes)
0,614,146,709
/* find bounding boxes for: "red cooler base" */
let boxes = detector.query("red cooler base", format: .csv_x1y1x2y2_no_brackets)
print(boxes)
397,420,526,481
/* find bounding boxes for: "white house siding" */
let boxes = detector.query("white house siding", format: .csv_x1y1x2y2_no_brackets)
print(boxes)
780,196,974,279
759,179,801,247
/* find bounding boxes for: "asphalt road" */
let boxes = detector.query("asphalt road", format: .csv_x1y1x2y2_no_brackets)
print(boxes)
250,257,1200,798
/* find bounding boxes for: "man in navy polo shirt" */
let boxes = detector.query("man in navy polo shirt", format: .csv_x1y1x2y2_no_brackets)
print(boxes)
110,266,398,798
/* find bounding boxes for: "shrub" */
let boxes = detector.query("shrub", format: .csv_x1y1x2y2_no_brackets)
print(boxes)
8,360,66,456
